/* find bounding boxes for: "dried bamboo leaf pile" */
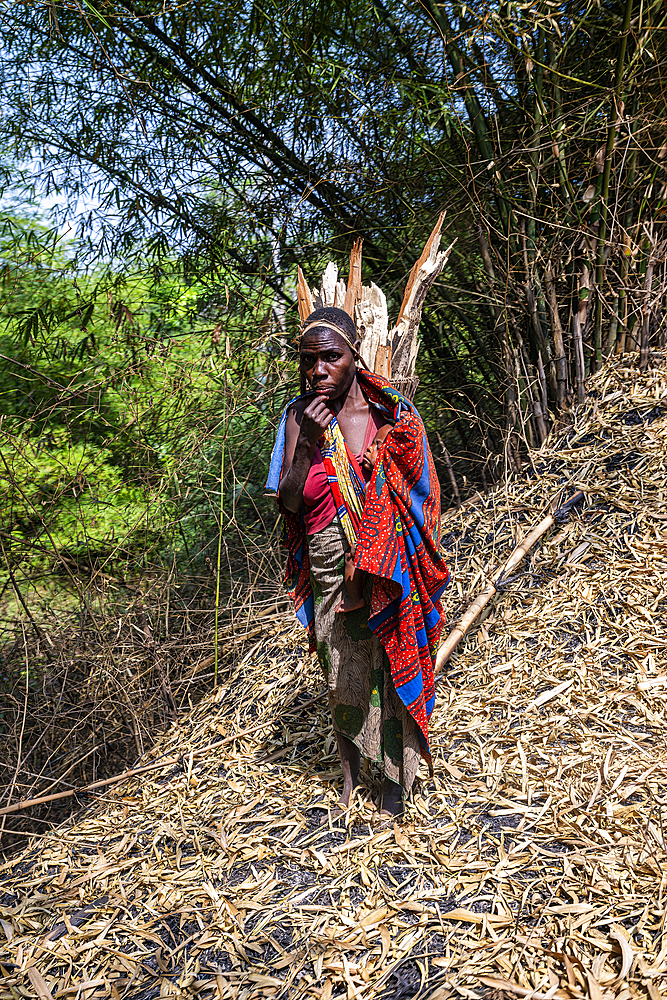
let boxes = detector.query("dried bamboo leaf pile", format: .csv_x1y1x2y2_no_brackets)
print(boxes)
2,352,667,1000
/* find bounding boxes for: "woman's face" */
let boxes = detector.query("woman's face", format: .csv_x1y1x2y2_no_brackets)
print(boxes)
299,329,358,400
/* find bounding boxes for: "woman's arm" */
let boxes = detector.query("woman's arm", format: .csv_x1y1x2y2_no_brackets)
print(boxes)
279,394,333,513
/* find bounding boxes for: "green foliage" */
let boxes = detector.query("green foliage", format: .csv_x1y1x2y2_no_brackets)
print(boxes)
0,214,295,604
0,427,159,561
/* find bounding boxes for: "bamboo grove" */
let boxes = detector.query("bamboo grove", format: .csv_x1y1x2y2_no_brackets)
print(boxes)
1,0,666,478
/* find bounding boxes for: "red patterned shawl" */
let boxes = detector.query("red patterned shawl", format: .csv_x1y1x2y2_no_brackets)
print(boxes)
267,370,449,756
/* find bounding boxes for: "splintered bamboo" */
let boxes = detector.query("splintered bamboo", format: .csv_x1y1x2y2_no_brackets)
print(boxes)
296,215,453,393
343,238,363,318
435,491,585,673
296,265,314,321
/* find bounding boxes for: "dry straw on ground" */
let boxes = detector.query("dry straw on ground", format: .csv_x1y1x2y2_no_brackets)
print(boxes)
1,352,667,1000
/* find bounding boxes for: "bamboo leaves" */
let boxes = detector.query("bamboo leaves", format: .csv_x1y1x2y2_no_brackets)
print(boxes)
2,352,667,1000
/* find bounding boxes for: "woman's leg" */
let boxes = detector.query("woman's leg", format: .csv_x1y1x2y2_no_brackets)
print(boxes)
380,776,403,817
335,733,360,810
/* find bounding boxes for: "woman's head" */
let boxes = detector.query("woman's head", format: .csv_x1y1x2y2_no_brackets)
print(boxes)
299,307,360,401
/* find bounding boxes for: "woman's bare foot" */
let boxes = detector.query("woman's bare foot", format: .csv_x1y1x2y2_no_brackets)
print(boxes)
379,777,404,819
336,595,366,613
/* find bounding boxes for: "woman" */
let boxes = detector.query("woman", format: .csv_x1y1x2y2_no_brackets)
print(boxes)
266,305,449,819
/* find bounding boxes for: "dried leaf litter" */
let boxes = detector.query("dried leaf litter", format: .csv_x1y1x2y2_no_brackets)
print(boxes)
1,352,667,1000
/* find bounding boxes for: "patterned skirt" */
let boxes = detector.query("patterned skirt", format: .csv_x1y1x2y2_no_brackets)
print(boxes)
308,520,421,793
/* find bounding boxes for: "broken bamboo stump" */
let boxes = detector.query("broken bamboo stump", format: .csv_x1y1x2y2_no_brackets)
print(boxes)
297,214,455,400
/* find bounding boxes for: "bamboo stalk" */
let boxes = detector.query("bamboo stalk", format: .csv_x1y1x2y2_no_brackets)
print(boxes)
435,491,585,673
519,348,547,444
594,0,635,366
616,237,631,352
536,351,549,420
477,222,520,429
640,257,655,371
526,27,545,262
547,37,585,219
545,263,568,408
436,435,461,506
572,264,589,401
604,295,620,356
658,261,667,348
214,377,227,687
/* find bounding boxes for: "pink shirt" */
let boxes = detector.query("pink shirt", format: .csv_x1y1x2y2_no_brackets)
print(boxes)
302,408,384,536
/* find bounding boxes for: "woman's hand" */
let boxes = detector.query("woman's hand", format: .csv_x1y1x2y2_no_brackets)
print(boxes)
299,393,333,447
278,394,332,513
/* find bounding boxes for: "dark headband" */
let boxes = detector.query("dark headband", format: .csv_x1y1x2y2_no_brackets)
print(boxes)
299,320,369,369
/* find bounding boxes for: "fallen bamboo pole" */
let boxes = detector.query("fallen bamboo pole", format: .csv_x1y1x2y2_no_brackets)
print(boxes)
435,490,585,674
0,690,327,818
